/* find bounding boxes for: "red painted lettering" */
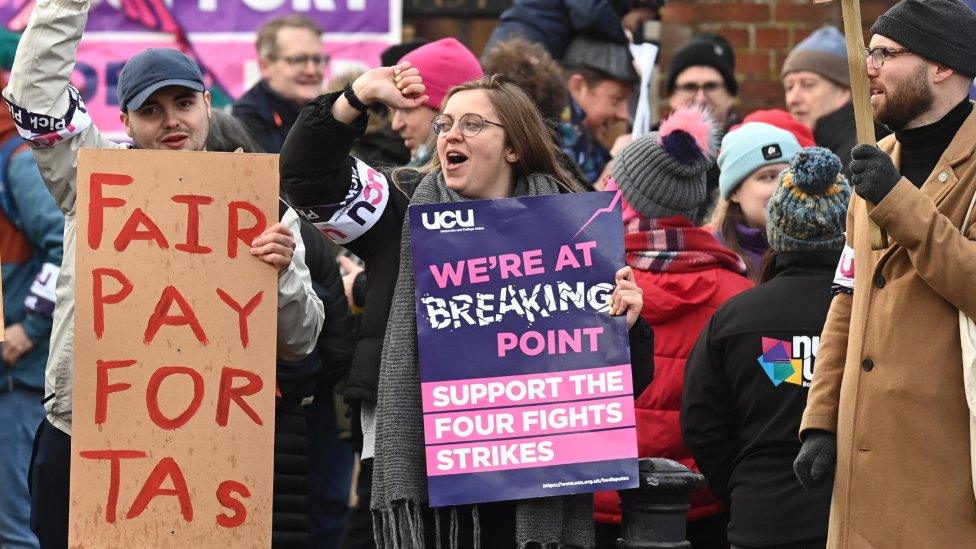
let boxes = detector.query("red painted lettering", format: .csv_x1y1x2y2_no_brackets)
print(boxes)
227,201,267,259
215,480,251,528
172,195,214,254
95,359,136,424
88,173,132,250
146,366,205,430
78,449,147,523
144,286,209,345
126,457,193,522
93,268,133,339
216,289,263,348
215,367,264,427
113,208,169,252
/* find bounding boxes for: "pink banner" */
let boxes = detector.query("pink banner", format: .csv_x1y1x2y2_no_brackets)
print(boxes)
421,364,634,413
423,395,637,445
74,38,390,139
426,429,639,476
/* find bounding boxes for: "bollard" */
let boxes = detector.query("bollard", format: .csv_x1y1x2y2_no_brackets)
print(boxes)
617,457,706,549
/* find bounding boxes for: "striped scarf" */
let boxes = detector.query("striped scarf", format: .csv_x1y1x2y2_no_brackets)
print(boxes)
625,215,747,275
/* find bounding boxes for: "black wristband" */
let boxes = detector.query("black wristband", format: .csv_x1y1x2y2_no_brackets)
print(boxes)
343,84,369,112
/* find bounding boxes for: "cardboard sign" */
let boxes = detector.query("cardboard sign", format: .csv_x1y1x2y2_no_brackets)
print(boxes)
70,149,278,548
410,192,639,507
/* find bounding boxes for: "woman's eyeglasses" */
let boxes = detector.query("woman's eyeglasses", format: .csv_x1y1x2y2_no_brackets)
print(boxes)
431,113,504,138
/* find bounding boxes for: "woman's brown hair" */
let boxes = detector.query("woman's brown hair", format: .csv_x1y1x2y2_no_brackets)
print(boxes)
392,74,581,194
719,200,760,279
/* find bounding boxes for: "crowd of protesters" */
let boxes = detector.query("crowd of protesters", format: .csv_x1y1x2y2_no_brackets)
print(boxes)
2,0,976,547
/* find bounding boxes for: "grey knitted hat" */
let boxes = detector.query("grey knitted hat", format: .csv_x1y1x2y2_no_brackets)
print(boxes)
781,26,850,87
613,108,717,220
871,0,976,78
563,36,640,85
766,147,851,252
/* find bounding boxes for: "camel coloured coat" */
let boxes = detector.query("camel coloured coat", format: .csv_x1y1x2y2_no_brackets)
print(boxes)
801,106,976,547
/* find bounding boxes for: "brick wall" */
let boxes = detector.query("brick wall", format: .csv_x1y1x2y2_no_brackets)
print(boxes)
657,0,898,117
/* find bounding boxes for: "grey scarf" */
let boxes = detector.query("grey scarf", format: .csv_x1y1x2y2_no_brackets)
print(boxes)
371,170,594,549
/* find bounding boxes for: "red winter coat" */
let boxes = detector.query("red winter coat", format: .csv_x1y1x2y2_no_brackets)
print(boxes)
595,216,753,525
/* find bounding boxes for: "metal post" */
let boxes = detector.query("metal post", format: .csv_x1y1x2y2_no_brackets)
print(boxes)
617,458,706,549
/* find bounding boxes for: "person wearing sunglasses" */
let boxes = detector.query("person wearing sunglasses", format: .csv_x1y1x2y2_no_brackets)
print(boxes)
233,16,328,153
795,1,976,547
781,26,891,176
281,64,655,548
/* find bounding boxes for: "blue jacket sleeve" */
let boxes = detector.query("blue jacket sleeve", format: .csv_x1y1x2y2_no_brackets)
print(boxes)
8,149,64,343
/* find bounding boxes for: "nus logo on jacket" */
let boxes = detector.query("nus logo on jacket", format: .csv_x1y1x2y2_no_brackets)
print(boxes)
757,336,819,388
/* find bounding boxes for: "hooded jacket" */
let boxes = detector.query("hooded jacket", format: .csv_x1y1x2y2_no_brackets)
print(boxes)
681,251,838,546
595,216,753,525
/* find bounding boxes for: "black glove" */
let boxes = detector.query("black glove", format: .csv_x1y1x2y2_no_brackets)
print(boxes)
793,430,837,490
849,144,901,204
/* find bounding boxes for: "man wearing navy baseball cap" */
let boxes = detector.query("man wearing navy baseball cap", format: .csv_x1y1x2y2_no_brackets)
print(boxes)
2,2,325,547
115,48,210,150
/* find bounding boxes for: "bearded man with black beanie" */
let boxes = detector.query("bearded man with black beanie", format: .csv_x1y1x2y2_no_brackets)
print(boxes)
794,0,976,545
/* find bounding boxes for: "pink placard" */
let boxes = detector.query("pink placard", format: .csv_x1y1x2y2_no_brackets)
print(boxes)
424,396,637,445
421,364,633,414
426,429,639,477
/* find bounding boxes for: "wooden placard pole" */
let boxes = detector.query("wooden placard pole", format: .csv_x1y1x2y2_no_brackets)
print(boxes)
817,0,889,250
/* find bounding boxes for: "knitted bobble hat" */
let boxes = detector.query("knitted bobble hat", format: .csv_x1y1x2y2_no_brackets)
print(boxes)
612,107,717,220
766,146,851,252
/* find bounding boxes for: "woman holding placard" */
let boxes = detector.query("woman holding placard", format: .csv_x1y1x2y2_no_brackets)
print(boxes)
280,65,654,548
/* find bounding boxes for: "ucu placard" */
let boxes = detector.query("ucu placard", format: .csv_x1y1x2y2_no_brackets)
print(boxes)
409,193,637,508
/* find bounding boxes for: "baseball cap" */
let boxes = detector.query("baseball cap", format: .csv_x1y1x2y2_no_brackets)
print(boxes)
117,49,205,111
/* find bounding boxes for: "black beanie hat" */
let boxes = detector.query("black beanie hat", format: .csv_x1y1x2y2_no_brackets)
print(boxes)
667,34,738,96
871,0,976,78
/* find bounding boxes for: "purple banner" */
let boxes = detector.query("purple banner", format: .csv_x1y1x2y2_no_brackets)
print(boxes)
410,192,639,507
2,0,395,35
2,0,398,138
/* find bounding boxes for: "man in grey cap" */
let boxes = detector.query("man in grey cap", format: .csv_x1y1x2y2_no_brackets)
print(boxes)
2,1,325,546
560,36,639,186
795,0,976,545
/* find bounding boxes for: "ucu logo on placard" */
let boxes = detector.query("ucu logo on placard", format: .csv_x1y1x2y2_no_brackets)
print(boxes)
422,209,475,230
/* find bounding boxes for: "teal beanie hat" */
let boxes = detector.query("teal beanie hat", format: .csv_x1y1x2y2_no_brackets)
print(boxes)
718,122,802,198
766,147,851,252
